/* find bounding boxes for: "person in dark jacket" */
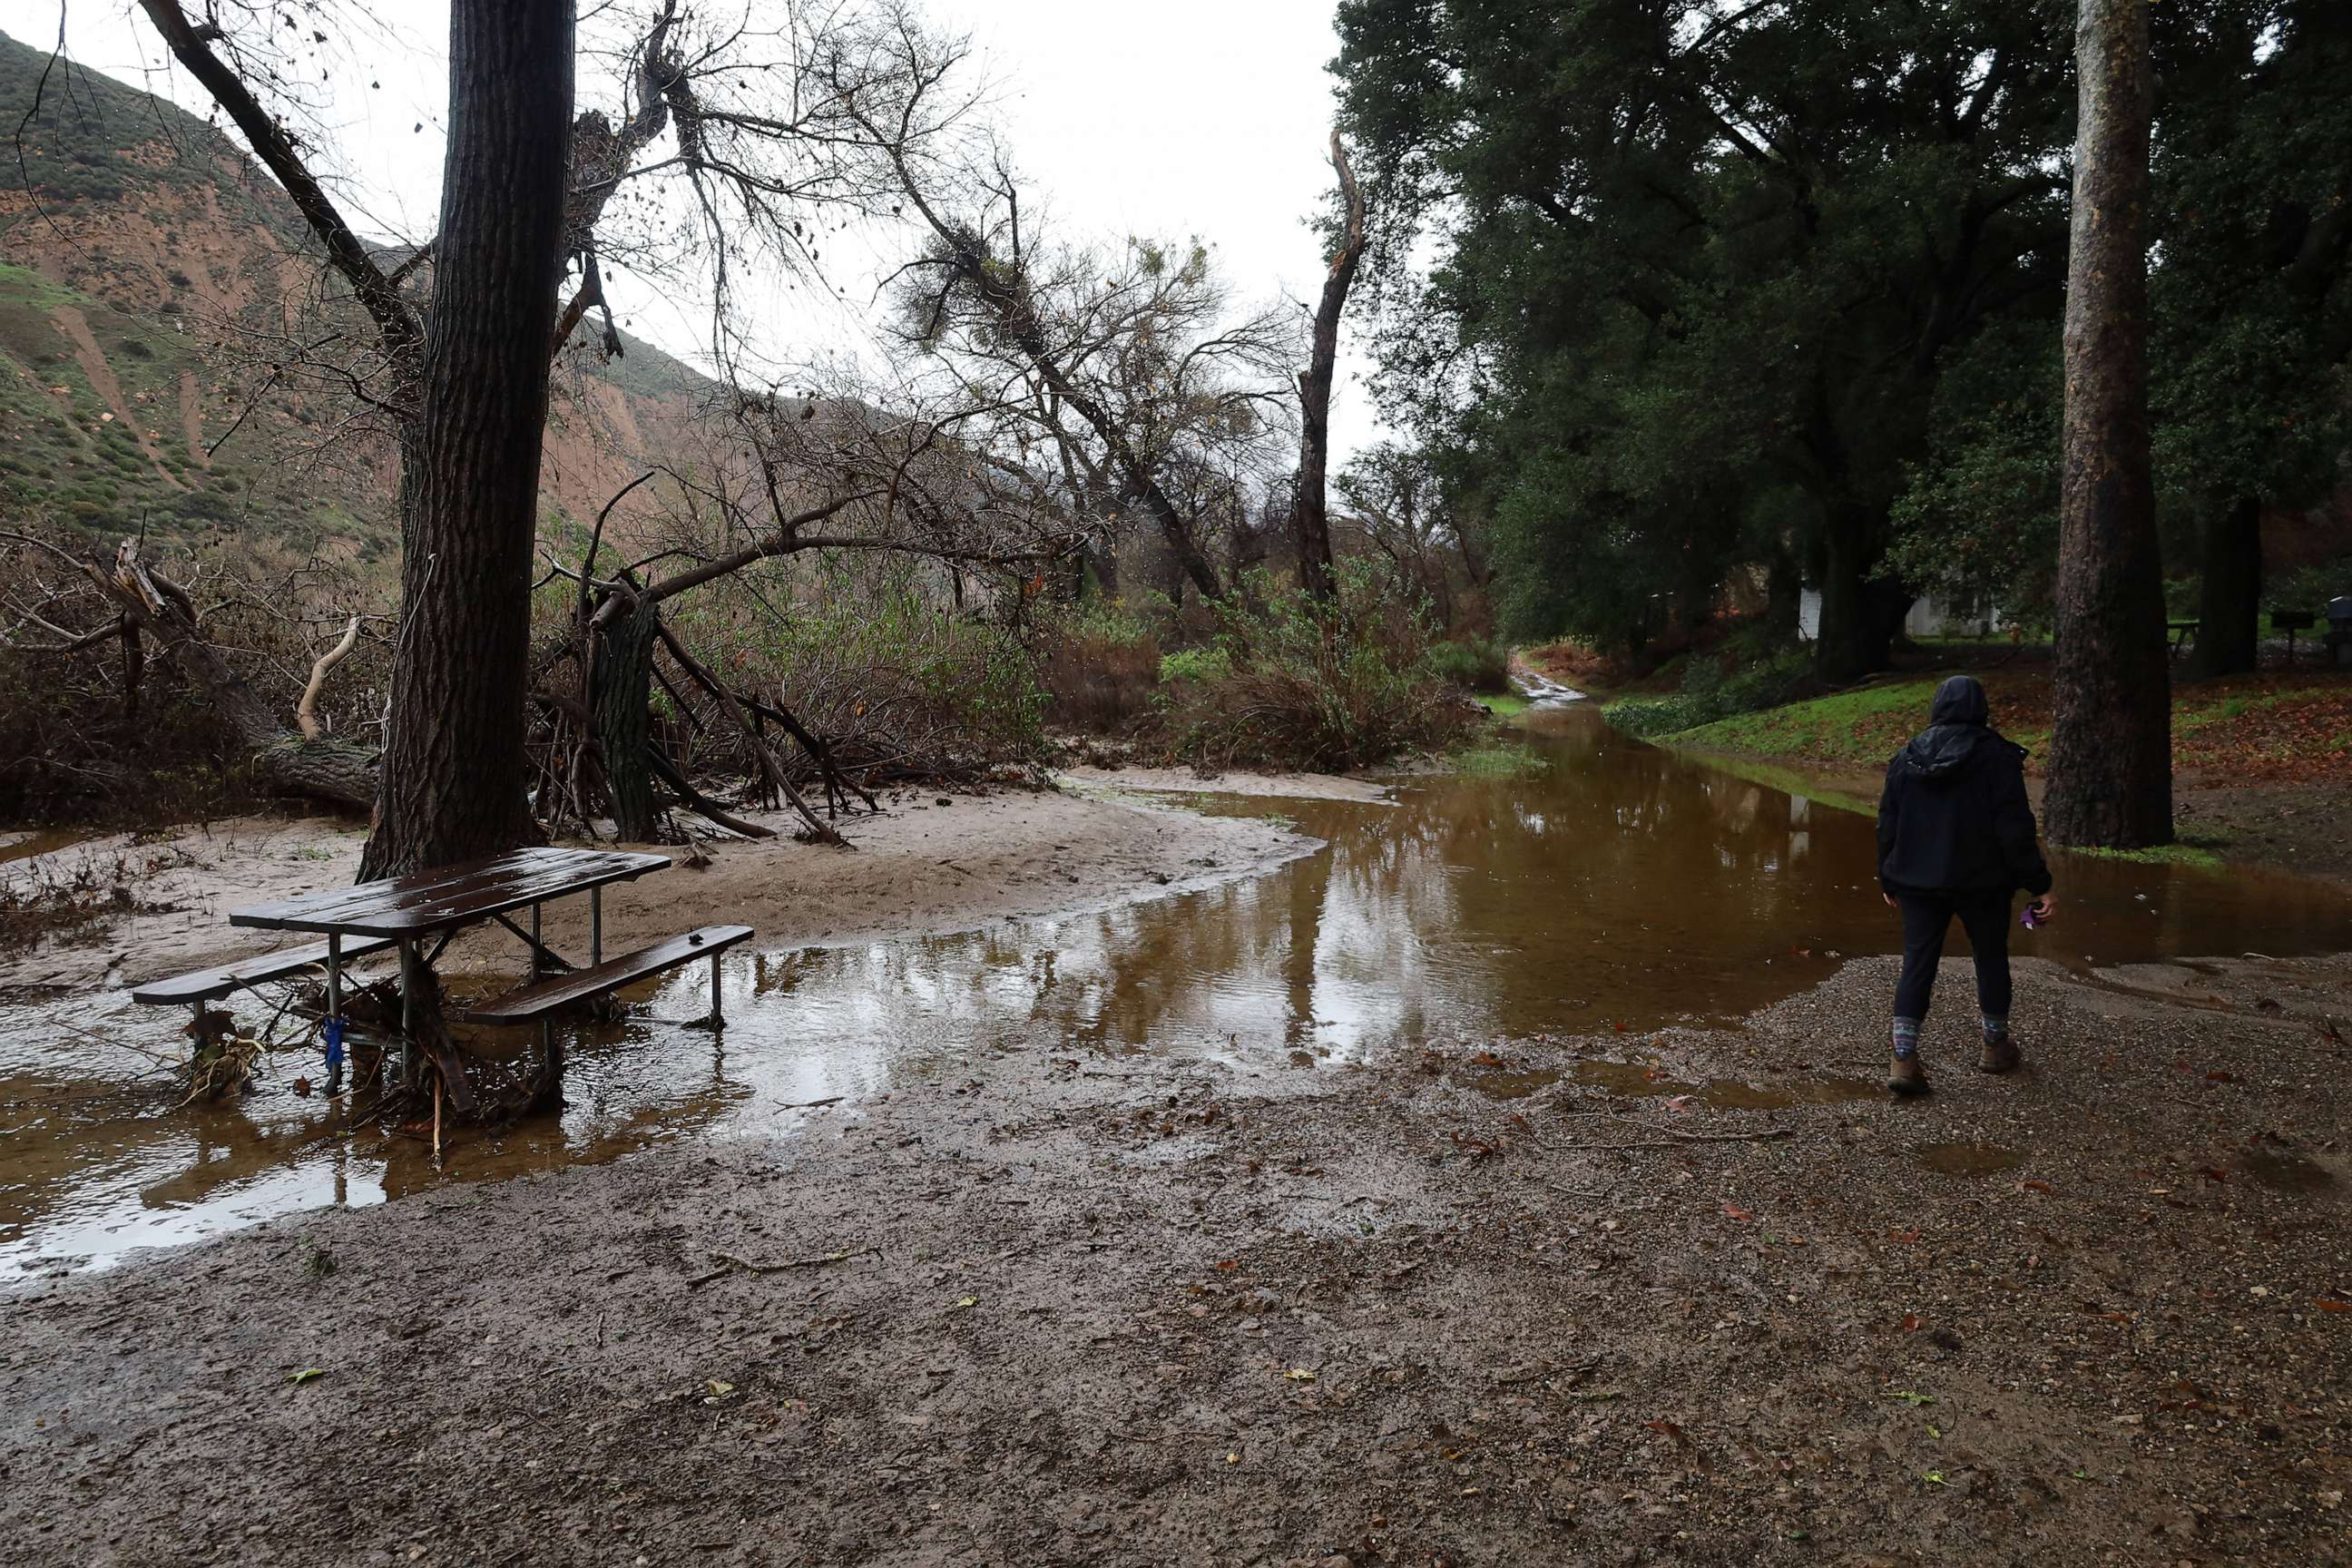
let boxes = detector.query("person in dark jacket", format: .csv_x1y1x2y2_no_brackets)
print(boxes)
1875,674,2055,1095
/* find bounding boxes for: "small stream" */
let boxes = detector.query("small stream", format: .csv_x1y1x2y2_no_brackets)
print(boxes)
6,701,2351,1276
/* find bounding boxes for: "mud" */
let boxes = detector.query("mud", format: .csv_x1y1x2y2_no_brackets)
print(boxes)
2,953,2347,1565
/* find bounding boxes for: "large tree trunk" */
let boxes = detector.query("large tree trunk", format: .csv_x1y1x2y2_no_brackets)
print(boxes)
2046,0,2172,848
362,0,577,878
1811,507,1897,681
592,595,662,842
1292,134,1367,601
2190,494,2262,678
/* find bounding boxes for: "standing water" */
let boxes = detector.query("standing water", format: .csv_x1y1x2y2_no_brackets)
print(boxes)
5,702,2349,1274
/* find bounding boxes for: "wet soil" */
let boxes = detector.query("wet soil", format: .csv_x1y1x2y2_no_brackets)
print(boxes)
2,954,2347,1565
4,706,2351,1563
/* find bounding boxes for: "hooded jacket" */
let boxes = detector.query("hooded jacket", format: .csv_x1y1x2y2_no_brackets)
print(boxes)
1875,675,2052,897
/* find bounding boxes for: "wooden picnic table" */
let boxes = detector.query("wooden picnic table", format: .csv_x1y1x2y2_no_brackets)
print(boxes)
230,846,670,1083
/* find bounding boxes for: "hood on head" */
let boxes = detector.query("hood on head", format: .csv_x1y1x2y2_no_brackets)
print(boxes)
1929,674,1989,729
1902,675,1994,782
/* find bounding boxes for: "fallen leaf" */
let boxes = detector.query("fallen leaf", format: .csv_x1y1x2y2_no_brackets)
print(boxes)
1283,1367,1316,1382
288,1368,325,1386
1722,1201,1756,1223
2316,1298,2351,1314
2019,1180,2053,1194
952,1295,978,1309
2199,1165,2228,1182
706,1379,734,1396
1888,1390,1936,1406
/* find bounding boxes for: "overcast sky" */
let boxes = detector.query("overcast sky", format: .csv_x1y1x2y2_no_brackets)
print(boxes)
0,0,1380,458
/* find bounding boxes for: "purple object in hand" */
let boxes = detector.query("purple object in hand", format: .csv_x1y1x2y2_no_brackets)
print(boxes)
2020,906,2041,930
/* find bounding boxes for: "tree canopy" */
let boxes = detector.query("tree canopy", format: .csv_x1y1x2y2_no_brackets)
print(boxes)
1332,0,2350,677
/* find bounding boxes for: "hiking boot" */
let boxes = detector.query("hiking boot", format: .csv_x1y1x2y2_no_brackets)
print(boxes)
1887,1054,1932,1097
1978,1034,2022,1074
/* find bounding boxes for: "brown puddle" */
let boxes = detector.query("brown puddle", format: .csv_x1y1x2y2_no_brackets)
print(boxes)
8,701,2352,1275
1916,1142,2030,1177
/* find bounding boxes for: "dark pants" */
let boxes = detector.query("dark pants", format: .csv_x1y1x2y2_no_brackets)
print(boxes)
1894,890,2014,1023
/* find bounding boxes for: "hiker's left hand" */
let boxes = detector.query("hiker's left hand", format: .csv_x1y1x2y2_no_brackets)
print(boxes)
1882,891,1896,908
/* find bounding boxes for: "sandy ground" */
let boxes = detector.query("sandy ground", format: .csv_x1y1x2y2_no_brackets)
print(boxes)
1057,765,1397,805
0,778,1327,995
1,946,2346,1565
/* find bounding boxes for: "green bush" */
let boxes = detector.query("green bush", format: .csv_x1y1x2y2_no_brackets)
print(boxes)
1158,646,1232,685
1605,636,1814,740
1035,595,1163,733
1424,635,1510,692
1158,562,1474,771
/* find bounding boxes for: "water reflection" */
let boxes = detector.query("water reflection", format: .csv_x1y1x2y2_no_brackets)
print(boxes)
7,702,2352,1273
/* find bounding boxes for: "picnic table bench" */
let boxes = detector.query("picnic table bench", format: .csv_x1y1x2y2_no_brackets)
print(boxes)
130,935,396,1017
132,846,748,1101
2167,618,2199,658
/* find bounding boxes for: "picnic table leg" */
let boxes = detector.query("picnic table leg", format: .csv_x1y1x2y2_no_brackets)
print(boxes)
397,939,419,1090
539,1017,562,1103
710,951,723,1027
325,933,344,1094
591,886,603,965
530,903,542,983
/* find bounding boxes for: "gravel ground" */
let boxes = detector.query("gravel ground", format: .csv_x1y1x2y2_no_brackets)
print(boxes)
1,953,2346,1567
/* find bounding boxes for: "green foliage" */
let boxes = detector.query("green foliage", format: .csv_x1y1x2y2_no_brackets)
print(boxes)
1886,320,2063,625
1336,0,2073,665
1157,646,1232,685
1337,3,2352,670
1423,634,1508,693
1034,595,1164,733
1158,563,1473,771
663,563,1048,774
1603,638,1816,740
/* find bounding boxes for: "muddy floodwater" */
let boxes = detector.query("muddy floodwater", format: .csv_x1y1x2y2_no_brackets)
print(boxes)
7,701,2351,1276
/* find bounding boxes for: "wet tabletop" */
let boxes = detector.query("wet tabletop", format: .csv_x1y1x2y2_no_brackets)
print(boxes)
229,847,671,938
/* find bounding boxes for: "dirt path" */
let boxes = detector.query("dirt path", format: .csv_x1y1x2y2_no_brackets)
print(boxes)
3,952,2344,1564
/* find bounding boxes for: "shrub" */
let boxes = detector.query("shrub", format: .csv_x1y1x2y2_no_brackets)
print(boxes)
1604,635,1814,739
1159,563,1474,772
1157,646,1231,685
1425,635,1510,693
1035,597,1162,733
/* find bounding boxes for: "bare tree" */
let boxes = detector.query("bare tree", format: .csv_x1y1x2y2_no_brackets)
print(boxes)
103,0,988,870
829,31,1299,603
1292,132,1367,600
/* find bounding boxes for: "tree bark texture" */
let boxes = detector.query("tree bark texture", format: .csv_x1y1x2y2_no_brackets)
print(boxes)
2190,495,2262,678
1293,134,1368,601
593,595,662,843
2046,0,2173,848
362,0,577,877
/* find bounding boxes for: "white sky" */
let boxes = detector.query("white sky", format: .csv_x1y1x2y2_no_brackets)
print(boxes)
0,0,1380,460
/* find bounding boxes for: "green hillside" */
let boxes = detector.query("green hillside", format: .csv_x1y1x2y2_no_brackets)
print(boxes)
0,28,725,555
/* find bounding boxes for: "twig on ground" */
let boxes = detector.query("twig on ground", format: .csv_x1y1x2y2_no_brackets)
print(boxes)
691,1246,878,1287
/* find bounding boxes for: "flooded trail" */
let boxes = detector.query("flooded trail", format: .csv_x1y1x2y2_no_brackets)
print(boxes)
6,702,2351,1276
